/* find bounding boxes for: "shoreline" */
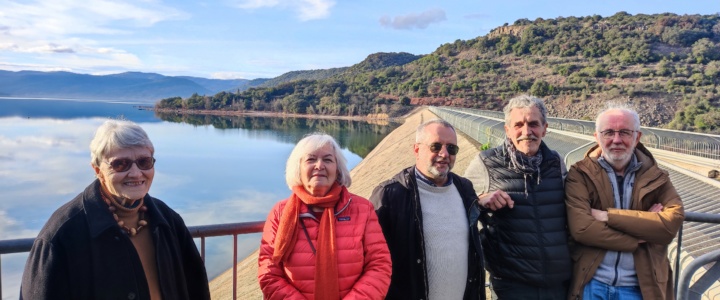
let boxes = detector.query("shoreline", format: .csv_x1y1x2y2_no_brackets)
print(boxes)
149,107,399,123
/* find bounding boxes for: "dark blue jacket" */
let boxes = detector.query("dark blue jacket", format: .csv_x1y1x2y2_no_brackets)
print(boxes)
479,142,571,287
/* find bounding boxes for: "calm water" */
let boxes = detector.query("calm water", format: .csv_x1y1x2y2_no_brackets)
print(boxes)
0,97,398,298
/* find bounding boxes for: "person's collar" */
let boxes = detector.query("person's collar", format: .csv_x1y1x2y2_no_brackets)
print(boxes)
85,179,169,238
597,152,641,176
414,167,453,187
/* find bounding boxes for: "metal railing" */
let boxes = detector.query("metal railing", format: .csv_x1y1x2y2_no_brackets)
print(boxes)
676,212,720,300
0,221,265,300
4,214,720,299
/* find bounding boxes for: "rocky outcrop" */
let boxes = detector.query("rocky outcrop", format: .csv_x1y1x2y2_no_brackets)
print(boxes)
487,25,527,39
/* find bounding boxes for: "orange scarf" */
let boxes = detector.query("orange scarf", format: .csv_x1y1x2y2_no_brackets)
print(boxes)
273,183,342,300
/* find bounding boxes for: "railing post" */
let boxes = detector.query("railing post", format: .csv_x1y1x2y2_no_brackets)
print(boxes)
201,237,206,262
233,234,238,300
675,224,683,296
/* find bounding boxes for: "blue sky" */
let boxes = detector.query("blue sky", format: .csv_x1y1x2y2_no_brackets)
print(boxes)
1,0,719,80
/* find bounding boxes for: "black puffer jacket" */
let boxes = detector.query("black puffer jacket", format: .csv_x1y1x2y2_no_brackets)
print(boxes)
479,142,571,287
371,166,485,300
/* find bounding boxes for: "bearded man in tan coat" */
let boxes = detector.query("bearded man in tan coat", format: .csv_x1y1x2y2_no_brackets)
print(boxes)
565,106,684,299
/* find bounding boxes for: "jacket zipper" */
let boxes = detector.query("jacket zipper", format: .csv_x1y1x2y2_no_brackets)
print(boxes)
408,172,429,299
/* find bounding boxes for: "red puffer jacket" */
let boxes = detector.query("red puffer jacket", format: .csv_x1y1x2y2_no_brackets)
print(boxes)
258,191,391,299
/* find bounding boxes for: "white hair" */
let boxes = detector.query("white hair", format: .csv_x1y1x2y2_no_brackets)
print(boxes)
90,119,154,167
285,133,351,189
503,94,548,125
415,119,455,143
595,104,641,131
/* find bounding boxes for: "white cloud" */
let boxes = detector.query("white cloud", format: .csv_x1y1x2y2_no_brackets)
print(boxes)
210,71,249,79
233,0,281,9
0,61,74,72
230,0,334,20
380,8,447,30
0,0,187,72
297,0,334,21
24,44,76,54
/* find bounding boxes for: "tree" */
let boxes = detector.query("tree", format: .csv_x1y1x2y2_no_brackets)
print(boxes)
692,38,719,63
530,80,554,97
157,97,183,109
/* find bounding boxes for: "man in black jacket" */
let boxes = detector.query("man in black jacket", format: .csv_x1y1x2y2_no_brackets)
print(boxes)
371,119,485,300
464,95,571,299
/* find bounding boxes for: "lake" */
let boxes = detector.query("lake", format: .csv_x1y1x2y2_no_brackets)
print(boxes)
0,97,399,298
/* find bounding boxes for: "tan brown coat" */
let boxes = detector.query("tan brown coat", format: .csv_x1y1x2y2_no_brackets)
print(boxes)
565,143,684,299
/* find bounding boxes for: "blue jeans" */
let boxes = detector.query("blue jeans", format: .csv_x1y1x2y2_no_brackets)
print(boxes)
583,278,642,300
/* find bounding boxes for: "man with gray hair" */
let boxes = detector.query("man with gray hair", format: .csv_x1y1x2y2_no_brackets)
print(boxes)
565,105,684,299
464,94,571,299
372,119,485,300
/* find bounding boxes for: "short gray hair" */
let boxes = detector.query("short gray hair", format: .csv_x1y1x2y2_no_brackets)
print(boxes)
90,120,154,167
503,94,548,125
595,104,641,131
285,133,351,189
415,119,455,143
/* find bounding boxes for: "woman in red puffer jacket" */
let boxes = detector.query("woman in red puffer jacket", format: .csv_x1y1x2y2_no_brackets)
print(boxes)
258,133,391,300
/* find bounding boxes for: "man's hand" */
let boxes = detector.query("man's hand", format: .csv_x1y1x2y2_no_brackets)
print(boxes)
591,209,608,222
648,203,663,213
478,190,514,211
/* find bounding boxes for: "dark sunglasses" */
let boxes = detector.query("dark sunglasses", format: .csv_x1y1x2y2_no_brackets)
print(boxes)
105,157,156,172
425,142,459,155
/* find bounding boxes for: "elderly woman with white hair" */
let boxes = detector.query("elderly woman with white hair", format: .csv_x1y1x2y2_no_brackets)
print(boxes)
258,133,392,299
20,120,210,300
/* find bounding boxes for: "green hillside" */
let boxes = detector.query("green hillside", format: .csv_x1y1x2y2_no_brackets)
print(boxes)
156,12,720,133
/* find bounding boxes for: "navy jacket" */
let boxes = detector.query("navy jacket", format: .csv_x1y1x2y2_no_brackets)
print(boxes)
20,180,210,300
479,142,571,287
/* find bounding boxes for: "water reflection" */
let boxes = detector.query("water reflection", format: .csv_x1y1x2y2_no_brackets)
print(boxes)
155,111,397,158
0,97,159,122
0,100,399,298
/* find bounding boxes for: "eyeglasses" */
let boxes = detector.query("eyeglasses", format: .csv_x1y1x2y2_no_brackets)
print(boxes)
425,142,459,155
105,157,156,172
599,129,636,140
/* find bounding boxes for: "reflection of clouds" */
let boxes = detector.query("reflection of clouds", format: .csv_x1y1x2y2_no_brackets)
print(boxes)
176,189,281,226
0,213,35,299
2,135,77,147
2,252,28,300
200,234,262,280
0,210,37,239
151,171,193,190
0,119,98,209
171,189,280,279
0,118,104,235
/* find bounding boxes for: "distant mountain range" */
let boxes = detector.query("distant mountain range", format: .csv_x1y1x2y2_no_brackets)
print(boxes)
0,70,269,103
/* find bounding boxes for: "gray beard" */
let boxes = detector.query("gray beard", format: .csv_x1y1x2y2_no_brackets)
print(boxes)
428,165,450,178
